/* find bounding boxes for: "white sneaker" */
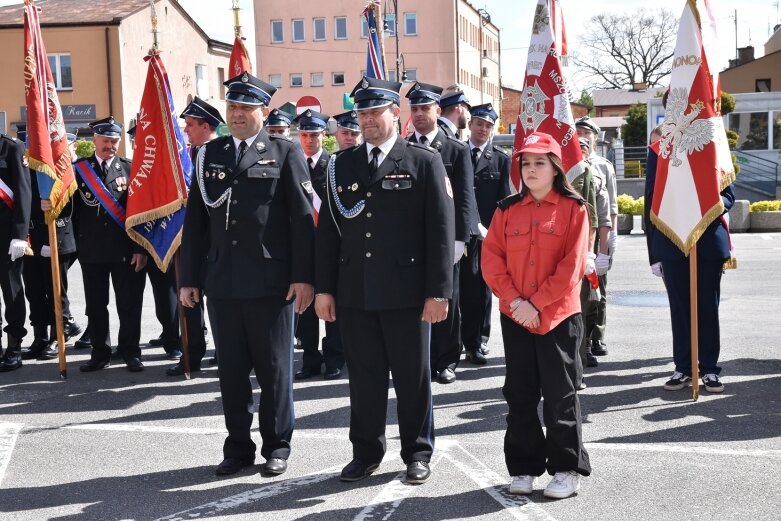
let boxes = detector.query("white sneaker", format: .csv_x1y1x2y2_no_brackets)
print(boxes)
543,471,580,499
509,475,535,494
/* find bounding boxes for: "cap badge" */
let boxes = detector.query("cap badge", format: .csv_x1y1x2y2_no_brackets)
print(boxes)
414,83,421,91
305,110,311,117
241,72,249,83
524,135,540,145
361,78,369,89
487,104,493,111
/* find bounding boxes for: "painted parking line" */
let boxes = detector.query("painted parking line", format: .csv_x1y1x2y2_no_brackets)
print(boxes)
585,442,781,459
0,422,23,487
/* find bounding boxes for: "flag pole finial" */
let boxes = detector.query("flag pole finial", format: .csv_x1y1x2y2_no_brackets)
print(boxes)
149,0,159,54
232,0,242,39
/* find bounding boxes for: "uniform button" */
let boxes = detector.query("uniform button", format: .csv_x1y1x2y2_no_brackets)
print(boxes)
231,240,237,245
531,240,535,245
233,180,238,185
548,228,554,234
411,258,415,262
531,282,536,288
365,252,372,258
232,199,238,205
530,261,534,266
366,212,372,218
365,232,372,238
262,172,267,177
366,191,372,198
514,229,519,235
230,219,237,225
536,202,541,207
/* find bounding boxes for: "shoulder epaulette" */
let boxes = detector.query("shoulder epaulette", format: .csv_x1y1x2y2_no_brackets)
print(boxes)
333,146,353,156
268,134,292,142
446,135,467,148
492,145,509,157
0,134,17,143
408,142,437,154
118,156,132,163
497,192,523,210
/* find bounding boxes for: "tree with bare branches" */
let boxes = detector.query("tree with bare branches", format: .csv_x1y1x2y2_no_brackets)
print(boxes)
573,9,678,89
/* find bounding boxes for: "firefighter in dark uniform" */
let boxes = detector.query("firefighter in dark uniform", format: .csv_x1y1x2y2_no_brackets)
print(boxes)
0,132,31,372
74,117,148,373
333,110,362,150
292,110,344,381
265,108,291,137
315,77,454,484
406,81,478,384
460,103,510,365
179,72,315,477
21,130,81,361
438,89,471,139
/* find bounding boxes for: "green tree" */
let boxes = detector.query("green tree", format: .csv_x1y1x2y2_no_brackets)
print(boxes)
323,135,338,154
720,91,736,115
578,90,593,114
621,103,647,147
75,140,95,158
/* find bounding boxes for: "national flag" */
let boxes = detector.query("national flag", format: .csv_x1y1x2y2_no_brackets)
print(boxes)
363,0,386,80
229,35,252,76
650,0,735,255
23,0,77,221
125,52,192,272
512,0,583,193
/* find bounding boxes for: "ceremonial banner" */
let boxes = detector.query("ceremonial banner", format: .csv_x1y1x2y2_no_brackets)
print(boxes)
23,0,77,221
512,0,583,193
229,36,252,76
363,0,387,80
125,52,192,272
650,0,735,255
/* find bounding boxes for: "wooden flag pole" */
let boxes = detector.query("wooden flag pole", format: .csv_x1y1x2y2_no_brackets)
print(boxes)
689,247,699,401
47,220,67,379
174,251,191,379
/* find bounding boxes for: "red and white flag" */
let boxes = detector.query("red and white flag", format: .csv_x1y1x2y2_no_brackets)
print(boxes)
512,0,583,193
229,36,252,76
650,0,735,255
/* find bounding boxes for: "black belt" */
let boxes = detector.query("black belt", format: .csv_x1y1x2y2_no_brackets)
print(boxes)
29,218,69,230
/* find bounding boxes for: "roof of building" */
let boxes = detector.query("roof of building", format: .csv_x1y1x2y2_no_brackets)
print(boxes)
0,0,158,26
592,87,666,107
722,49,781,73
593,116,626,130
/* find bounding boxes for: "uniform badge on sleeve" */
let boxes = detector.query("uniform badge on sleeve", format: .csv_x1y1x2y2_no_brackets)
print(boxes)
444,176,453,198
301,180,314,194
22,155,28,168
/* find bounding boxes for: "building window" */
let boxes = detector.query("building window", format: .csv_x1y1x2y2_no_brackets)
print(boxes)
332,72,345,86
290,73,303,87
387,70,397,82
384,13,396,37
404,13,417,36
48,53,72,90
728,112,769,150
313,18,326,41
217,67,226,100
195,64,208,99
335,16,347,39
405,69,417,81
311,72,324,87
292,19,305,42
756,79,771,93
271,20,283,43
268,74,282,88
360,16,368,38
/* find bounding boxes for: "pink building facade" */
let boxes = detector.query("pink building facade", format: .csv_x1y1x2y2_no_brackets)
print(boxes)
253,0,501,126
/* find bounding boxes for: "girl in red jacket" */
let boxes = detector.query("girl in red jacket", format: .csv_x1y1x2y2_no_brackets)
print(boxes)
482,132,591,499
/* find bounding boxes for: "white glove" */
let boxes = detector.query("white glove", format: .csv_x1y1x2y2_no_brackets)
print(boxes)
608,230,618,255
584,252,596,275
41,245,51,258
595,252,610,275
477,223,488,240
9,239,26,261
454,240,465,264
651,262,663,278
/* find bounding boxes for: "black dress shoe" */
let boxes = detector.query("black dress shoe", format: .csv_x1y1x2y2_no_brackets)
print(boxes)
148,335,165,347
586,353,599,368
262,458,287,475
165,362,201,376
294,367,320,380
73,331,92,350
21,338,50,360
406,461,431,484
63,319,83,341
437,368,456,384
125,357,144,372
110,349,123,360
80,359,109,372
323,367,341,380
163,348,183,360
464,350,487,365
215,457,254,476
340,459,380,482
37,342,59,360
591,340,608,356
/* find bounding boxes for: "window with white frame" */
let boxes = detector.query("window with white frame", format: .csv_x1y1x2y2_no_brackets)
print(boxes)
290,73,303,87
404,13,417,35
332,72,345,86
311,72,324,87
335,17,348,39
271,20,283,43
385,13,396,37
292,19,305,42
360,16,368,38
48,53,72,90
217,67,226,99
195,64,208,99
313,18,326,41
405,68,417,81
268,74,282,88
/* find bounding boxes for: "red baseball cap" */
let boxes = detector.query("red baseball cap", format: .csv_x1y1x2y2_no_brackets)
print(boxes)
513,132,562,162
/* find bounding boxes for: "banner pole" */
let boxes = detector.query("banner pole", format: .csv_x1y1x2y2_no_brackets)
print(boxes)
48,221,67,379
690,247,699,401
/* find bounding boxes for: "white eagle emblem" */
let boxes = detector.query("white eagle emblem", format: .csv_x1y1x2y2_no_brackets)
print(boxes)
659,87,714,167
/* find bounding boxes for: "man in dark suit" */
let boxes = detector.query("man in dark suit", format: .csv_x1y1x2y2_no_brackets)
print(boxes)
265,108,291,137
180,72,315,477
645,144,734,394
460,103,510,365
0,132,31,372
72,117,148,373
406,81,478,384
333,111,362,150
292,110,344,381
438,89,471,139
315,76,454,484
20,130,80,362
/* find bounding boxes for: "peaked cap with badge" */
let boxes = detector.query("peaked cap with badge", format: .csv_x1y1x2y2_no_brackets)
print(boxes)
438,90,471,111
266,108,292,128
89,116,122,139
469,103,498,124
350,76,402,111
405,82,443,106
180,96,225,128
293,110,329,132
224,71,276,106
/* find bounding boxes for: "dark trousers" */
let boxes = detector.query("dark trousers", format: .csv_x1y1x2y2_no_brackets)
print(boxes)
500,313,591,477
297,306,344,371
460,237,492,352
146,261,179,348
339,306,434,465
431,261,462,371
0,257,26,340
23,252,74,330
81,261,146,362
589,273,608,344
576,278,599,386
180,300,208,366
209,297,294,461
662,257,723,375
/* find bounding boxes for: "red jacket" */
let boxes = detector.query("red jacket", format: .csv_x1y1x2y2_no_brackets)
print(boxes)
481,189,588,334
